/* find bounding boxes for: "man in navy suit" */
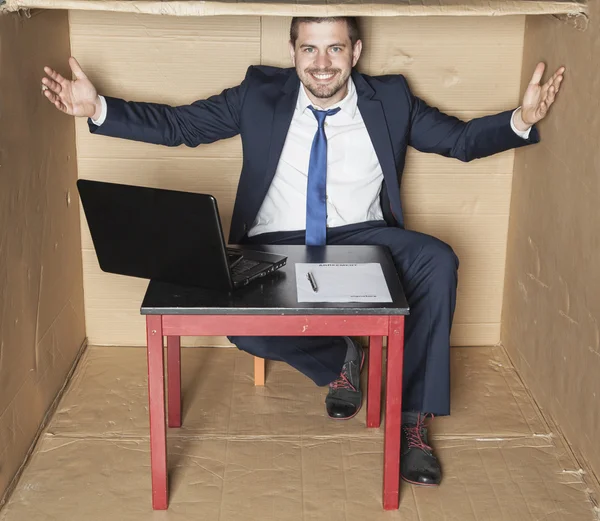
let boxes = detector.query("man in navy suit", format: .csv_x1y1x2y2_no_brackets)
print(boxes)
42,16,564,486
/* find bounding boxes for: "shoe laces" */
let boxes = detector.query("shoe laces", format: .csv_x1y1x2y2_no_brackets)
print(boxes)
404,413,434,452
329,365,356,392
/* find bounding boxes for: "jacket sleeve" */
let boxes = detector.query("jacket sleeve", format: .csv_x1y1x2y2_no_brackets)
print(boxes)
400,76,540,162
87,67,252,147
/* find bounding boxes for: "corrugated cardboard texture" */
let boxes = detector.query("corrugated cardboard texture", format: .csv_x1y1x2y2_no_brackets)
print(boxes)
2,437,597,520
1,345,598,519
71,12,256,349
74,13,525,348
1,0,589,18
0,9,86,505
502,3,600,484
45,346,549,439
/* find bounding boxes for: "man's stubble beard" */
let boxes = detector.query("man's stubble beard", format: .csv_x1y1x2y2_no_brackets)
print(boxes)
300,68,350,100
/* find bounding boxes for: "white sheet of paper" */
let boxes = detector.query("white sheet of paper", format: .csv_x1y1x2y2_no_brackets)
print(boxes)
295,263,393,303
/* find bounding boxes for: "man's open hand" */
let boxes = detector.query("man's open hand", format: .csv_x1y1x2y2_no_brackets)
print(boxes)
514,62,565,131
42,56,102,119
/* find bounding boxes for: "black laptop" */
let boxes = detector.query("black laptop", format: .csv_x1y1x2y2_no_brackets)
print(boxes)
77,179,287,290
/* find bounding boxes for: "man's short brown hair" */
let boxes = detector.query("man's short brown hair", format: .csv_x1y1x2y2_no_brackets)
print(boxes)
289,17,360,46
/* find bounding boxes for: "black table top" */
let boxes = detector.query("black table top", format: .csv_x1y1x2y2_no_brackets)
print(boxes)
141,245,409,315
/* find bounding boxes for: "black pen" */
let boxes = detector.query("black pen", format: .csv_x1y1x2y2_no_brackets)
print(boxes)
307,271,318,293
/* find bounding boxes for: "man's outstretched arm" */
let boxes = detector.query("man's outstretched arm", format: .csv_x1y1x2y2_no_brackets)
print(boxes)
404,62,565,162
42,56,248,148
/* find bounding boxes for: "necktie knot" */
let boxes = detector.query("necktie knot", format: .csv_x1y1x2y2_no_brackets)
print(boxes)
308,105,341,128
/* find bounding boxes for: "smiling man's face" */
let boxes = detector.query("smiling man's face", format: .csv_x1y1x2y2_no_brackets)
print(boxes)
289,20,362,108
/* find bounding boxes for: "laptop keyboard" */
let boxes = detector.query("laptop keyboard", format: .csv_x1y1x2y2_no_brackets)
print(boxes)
231,258,261,275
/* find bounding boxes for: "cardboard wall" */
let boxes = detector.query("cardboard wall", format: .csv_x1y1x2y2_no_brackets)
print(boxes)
0,10,86,504
503,4,600,480
74,13,526,348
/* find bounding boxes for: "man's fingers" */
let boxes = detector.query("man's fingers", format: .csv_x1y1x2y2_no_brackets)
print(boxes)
554,75,563,93
43,89,59,104
69,56,87,80
543,74,562,99
548,67,565,90
42,76,62,95
551,72,563,86
43,89,67,111
546,66,564,84
542,73,556,91
530,62,545,85
52,98,68,113
43,65,68,87
540,74,560,98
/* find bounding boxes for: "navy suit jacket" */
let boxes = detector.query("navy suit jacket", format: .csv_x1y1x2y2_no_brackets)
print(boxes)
89,65,540,244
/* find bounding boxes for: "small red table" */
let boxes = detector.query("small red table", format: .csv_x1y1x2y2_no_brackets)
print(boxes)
141,245,408,511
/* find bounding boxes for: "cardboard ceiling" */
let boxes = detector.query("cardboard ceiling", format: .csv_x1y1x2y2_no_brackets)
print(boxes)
0,0,588,18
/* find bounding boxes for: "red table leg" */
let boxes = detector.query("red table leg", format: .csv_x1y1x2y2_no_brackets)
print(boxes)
383,316,405,510
367,336,383,428
167,336,182,428
146,315,168,510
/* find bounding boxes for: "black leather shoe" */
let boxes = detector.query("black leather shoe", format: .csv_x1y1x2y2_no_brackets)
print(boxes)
325,338,364,420
400,414,442,486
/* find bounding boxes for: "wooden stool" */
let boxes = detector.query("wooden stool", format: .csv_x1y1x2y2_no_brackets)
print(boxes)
254,356,265,386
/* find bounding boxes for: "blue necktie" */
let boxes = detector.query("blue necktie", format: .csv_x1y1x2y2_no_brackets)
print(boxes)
305,105,340,245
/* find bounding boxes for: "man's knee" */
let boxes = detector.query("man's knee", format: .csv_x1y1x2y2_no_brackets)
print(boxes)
228,335,260,355
431,238,459,270
419,237,459,279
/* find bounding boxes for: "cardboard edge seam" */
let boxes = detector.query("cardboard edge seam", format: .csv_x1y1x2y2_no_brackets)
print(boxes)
0,338,89,511
0,0,590,19
500,343,600,504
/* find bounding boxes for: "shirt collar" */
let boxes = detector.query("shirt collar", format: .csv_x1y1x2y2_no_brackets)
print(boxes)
296,76,358,119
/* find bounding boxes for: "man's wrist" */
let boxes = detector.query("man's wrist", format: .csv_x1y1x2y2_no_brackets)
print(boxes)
513,107,533,132
90,95,107,126
91,96,103,120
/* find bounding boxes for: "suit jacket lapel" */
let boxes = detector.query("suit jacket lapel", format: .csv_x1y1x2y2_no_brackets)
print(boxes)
353,71,401,215
263,71,300,198
259,70,401,226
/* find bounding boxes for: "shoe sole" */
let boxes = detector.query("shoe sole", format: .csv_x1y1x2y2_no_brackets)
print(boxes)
401,476,440,487
328,345,366,421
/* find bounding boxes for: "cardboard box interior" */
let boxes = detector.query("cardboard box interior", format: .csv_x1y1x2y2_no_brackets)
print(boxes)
1,0,599,515
0,7,87,505
1,345,599,520
74,11,526,348
503,0,600,497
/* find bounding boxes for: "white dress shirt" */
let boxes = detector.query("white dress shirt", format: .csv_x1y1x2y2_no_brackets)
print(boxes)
248,78,385,236
92,84,531,237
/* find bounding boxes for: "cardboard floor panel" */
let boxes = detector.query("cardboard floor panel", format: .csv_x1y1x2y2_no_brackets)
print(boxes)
0,436,596,521
47,345,548,440
431,346,549,439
